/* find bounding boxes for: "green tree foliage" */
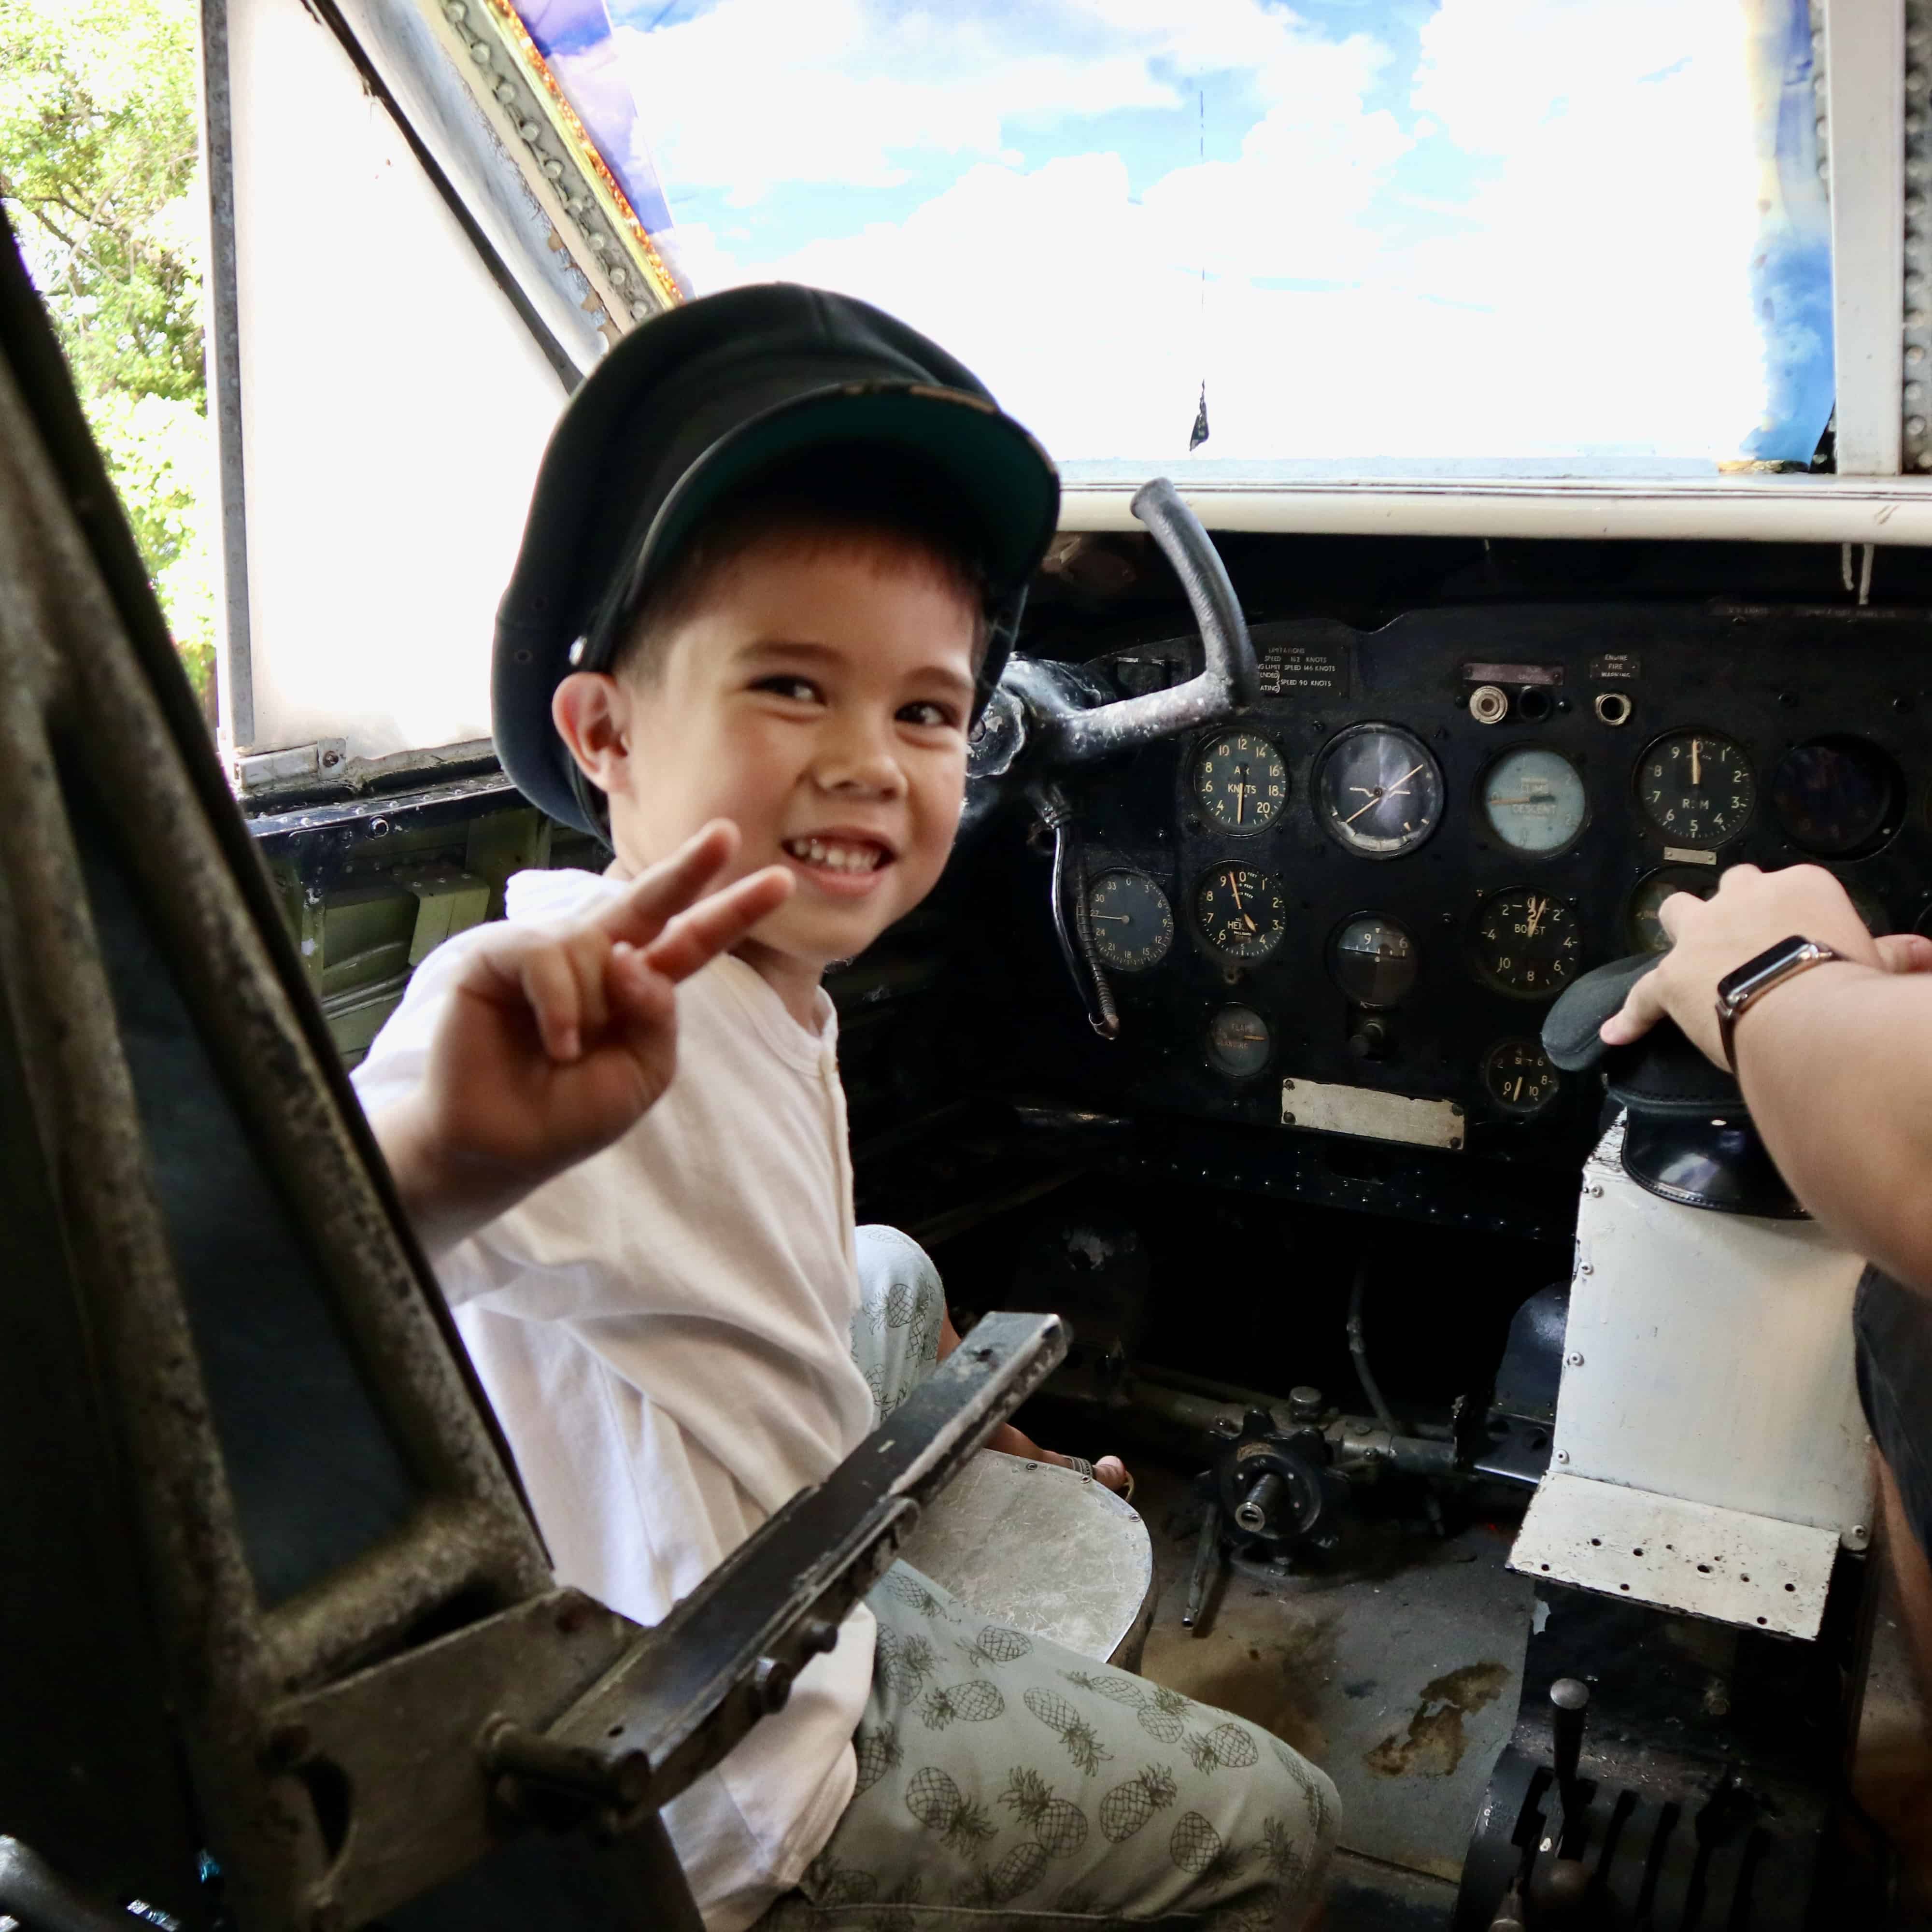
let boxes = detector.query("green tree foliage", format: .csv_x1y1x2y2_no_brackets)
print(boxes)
0,0,215,702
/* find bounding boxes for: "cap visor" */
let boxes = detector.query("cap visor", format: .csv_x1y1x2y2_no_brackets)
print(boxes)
639,383,1059,607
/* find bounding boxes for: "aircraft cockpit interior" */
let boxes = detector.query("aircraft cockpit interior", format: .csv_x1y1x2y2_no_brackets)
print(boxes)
9,1,1932,1928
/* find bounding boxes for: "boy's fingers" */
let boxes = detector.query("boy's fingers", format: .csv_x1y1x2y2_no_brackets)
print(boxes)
597,820,740,948
643,866,793,983
518,943,586,1061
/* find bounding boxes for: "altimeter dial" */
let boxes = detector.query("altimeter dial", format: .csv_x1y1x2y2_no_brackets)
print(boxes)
1196,865,1288,960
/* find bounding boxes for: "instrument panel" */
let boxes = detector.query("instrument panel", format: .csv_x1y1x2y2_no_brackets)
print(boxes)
1064,604,1932,1161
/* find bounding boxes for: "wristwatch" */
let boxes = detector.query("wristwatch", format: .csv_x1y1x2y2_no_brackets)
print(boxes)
1714,935,1843,1071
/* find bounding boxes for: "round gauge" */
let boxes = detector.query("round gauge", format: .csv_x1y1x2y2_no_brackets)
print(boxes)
1207,1005,1272,1078
1769,737,1902,857
1329,914,1420,1007
1196,865,1288,960
1085,870,1173,971
1636,730,1755,846
1482,1039,1561,1116
1192,731,1289,834
1471,888,1583,997
1627,866,1721,954
1314,724,1445,859
1480,747,1588,855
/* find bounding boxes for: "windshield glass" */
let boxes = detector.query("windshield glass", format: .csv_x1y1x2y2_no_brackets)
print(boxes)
526,0,1833,478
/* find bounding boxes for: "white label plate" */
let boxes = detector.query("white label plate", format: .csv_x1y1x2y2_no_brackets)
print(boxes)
1279,1077,1463,1150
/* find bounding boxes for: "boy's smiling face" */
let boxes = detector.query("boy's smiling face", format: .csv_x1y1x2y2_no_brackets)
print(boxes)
554,535,978,1020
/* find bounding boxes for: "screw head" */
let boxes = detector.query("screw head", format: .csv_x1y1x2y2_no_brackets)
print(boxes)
1555,1449,1569,1463
1566,1351,1585,1366
1579,1263,1594,1275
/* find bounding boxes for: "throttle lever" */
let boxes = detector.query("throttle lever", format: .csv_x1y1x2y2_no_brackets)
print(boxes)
1032,478,1258,766
1035,782,1119,1039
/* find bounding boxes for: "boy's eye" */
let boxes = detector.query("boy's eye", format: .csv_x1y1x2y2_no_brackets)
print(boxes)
898,700,961,729
752,675,822,703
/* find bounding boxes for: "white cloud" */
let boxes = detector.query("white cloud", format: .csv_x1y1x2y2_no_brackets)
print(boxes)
646,0,1784,460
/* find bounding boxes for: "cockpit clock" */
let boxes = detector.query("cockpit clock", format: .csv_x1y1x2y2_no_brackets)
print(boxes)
1191,732,1288,833
1637,731,1754,846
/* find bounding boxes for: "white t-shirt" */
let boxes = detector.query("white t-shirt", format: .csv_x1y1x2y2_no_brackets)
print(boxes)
351,866,879,1931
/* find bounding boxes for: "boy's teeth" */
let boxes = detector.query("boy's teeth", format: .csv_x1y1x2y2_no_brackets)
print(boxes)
786,838,884,873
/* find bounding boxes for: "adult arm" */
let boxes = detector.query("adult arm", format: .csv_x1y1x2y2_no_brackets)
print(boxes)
1600,862,1932,1291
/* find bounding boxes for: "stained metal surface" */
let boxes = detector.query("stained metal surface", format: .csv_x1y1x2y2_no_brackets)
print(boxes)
1556,1122,1874,1550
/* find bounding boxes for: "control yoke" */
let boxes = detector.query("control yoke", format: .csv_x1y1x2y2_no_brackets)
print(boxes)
1031,477,1260,765
978,480,1258,1038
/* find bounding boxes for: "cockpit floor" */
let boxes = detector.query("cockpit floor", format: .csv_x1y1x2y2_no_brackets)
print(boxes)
1128,1460,1532,1912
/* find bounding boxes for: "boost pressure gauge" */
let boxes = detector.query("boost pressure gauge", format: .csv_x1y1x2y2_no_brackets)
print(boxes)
1637,731,1754,846
1471,888,1582,997
1192,732,1288,833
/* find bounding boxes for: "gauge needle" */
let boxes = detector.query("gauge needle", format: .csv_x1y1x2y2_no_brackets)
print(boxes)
1691,738,1702,788
1091,914,1131,923
1525,895,1546,938
1341,762,1425,826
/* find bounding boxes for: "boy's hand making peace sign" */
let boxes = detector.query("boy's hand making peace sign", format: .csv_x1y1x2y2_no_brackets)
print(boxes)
371,821,791,1256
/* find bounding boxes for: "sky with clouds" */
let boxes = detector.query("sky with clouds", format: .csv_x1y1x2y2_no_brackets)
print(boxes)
521,0,1833,473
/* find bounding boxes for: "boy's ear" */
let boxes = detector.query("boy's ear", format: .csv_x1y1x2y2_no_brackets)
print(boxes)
551,671,630,796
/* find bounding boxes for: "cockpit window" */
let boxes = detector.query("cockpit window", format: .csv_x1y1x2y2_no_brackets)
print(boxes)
535,0,1833,475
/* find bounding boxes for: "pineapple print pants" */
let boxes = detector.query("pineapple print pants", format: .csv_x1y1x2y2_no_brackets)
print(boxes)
754,1231,1340,1932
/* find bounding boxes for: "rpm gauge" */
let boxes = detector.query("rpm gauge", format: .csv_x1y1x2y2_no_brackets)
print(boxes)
1481,748,1587,855
1329,914,1419,1007
1482,1039,1561,1116
1196,865,1288,960
1637,730,1754,846
1314,724,1445,858
1085,871,1173,971
1192,731,1288,834
1472,888,1583,997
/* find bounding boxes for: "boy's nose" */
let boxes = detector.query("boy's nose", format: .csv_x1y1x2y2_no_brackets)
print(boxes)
813,721,908,797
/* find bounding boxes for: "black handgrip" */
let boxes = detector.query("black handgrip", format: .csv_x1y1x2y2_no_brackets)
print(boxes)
1036,479,1258,765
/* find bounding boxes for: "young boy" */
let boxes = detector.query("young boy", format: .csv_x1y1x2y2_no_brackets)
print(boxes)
354,285,1336,1931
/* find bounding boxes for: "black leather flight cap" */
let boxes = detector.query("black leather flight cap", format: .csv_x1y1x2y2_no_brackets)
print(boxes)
1545,952,1745,1115
1543,952,1804,1214
493,284,1061,836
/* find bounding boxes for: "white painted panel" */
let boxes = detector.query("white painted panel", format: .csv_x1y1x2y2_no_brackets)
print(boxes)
1057,476,1932,545
1279,1076,1463,1150
227,0,566,759
1824,0,1906,475
1555,1122,1874,1543
1512,1472,1838,1639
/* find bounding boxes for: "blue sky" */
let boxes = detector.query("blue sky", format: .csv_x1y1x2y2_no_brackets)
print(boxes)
522,0,1832,470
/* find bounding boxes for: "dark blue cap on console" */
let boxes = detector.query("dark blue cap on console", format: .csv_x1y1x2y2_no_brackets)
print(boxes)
493,284,1060,838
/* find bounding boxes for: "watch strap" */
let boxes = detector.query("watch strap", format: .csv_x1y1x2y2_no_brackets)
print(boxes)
1714,936,1842,1072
